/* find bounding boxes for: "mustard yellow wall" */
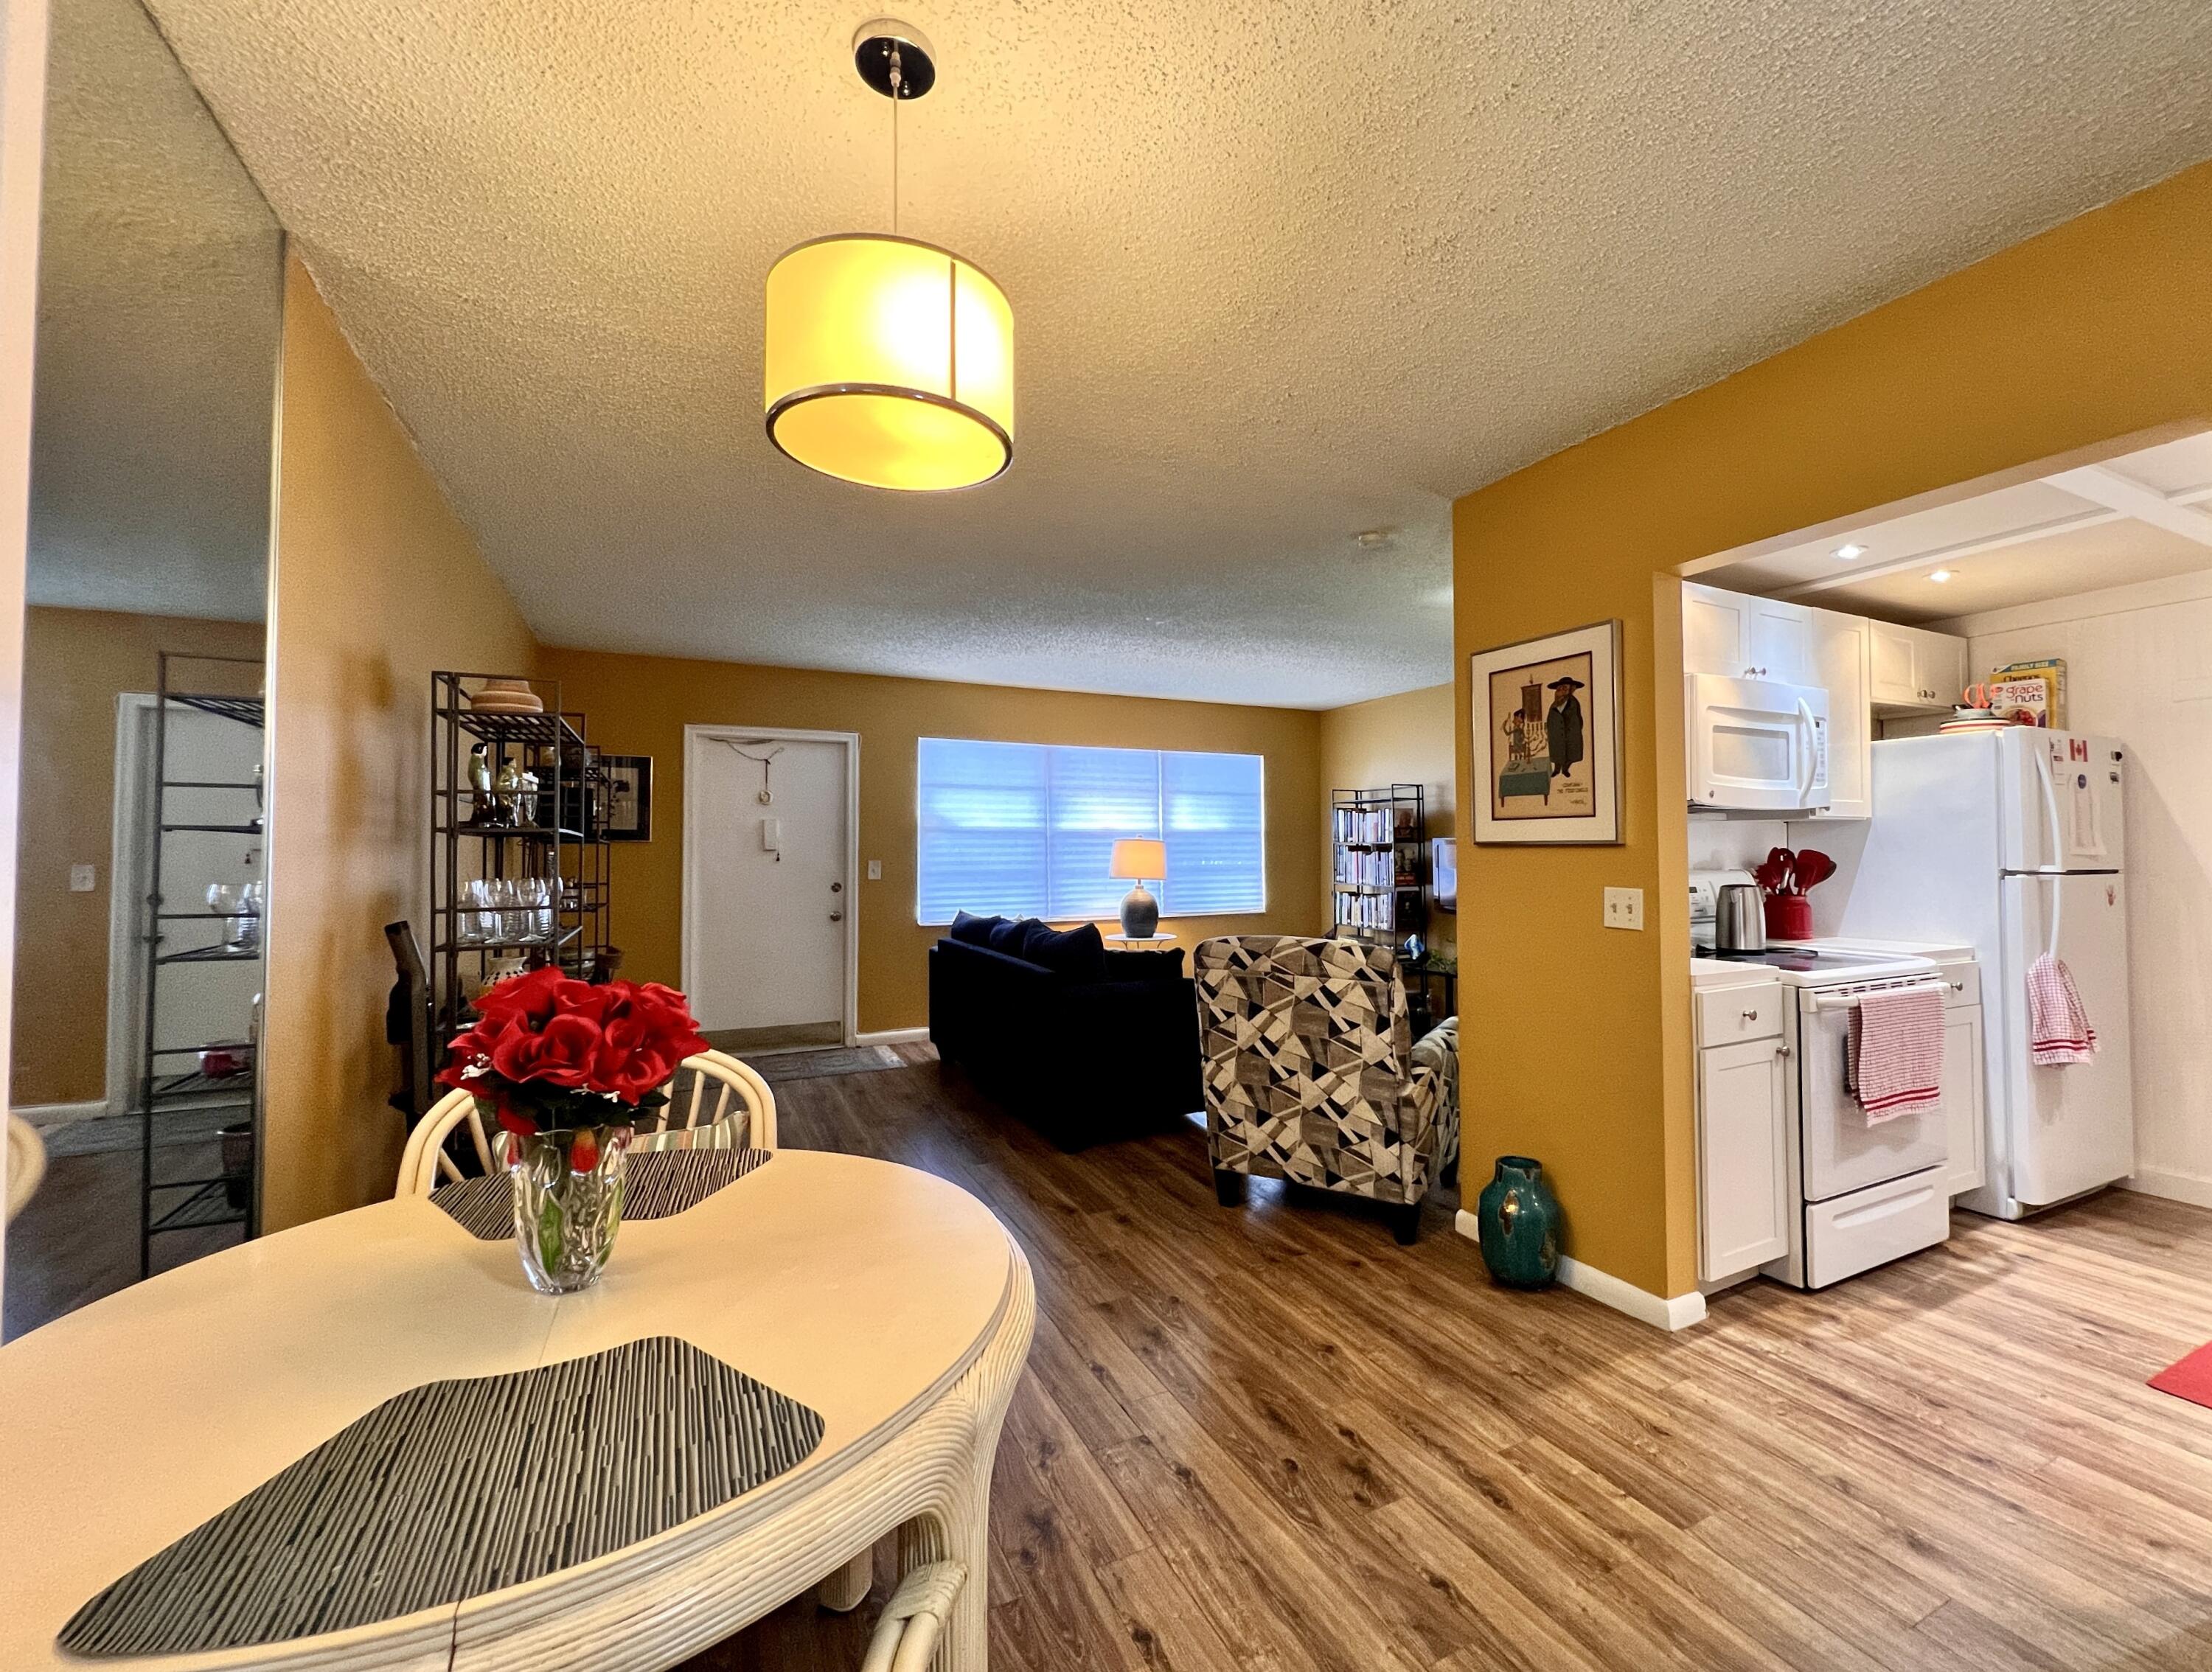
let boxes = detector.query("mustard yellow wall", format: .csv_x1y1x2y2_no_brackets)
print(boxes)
1453,159,2212,1300
263,255,539,1230
1318,682,1455,955
12,607,262,1106
537,646,1326,1034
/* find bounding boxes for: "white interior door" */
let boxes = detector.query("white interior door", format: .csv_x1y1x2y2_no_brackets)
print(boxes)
686,734,849,1037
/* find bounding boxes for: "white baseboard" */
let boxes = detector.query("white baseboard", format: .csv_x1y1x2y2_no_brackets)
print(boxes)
15,1098,111,1126
2122,1169,2212,1211
852,1027,931,1047
1453,1211,1706,1331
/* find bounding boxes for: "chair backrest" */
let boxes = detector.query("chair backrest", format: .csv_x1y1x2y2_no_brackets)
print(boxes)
1192,934,1415,1133
636,1050,777,1152
394,1087,495,1198
7,1113,46,1222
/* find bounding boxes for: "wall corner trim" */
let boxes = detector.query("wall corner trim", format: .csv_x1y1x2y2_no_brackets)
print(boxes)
1453,1211,1707,1331
852,1026,931,1047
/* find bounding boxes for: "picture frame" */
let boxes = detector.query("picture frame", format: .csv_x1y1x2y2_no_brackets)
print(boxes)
599,754,653,842
1470,620,1624,845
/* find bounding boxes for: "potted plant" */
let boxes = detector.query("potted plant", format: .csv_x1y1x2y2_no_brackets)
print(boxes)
1752,846,1837,941
439,966,709,1294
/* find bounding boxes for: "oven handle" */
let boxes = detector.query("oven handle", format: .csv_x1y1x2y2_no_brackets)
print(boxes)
1804,980,1948,1014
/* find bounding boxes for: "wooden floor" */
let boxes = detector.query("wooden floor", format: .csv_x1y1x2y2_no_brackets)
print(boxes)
688,1048,2212,1672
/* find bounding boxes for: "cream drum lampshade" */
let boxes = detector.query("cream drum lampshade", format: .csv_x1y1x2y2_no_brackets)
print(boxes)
763,234,1014,492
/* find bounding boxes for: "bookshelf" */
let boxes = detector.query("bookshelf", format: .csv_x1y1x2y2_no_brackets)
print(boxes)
1330,783,1427,947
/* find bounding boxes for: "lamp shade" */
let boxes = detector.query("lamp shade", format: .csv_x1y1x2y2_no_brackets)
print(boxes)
764,233,1013,491
1109,838,1166,882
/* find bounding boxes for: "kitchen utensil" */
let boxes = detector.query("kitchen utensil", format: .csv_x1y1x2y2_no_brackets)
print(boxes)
1793,849,1837,892
1717,883,1767,952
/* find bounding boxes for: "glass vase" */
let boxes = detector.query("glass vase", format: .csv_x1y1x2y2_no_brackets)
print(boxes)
509,1125,631,1294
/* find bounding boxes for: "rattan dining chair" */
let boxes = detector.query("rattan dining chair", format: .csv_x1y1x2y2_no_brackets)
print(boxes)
636,1050,779,1152
394,1087,496,1198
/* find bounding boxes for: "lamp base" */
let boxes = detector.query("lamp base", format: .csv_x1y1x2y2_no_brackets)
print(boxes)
1119,884,1159,939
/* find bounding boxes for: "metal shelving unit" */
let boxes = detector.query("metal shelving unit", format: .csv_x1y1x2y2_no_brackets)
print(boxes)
428,672,612,1043
137,652,265,1277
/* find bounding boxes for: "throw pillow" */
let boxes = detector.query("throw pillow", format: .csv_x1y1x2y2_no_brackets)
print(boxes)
948,910,1006,947
984,917,1033,956
1020,920,1109,983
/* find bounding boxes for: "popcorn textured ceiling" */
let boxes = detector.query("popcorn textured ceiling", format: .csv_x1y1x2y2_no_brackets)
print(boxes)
141,0,2212,706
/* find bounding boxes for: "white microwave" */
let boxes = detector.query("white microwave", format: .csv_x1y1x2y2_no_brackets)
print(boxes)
1686,674,1831,813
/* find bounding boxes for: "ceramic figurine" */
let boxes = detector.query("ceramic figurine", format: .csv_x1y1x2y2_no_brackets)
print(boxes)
467,745,494,824
1475,1156,1561,1288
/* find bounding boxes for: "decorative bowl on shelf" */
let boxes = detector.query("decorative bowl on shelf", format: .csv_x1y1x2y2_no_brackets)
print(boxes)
468,678,544,714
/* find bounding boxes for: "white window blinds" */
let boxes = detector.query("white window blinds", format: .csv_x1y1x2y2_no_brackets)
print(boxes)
917,739,1265,924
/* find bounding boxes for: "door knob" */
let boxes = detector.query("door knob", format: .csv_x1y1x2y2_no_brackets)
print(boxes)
829,910,844,922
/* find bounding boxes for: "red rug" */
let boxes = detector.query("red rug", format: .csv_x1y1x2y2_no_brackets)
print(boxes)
2149,1342,2212,1409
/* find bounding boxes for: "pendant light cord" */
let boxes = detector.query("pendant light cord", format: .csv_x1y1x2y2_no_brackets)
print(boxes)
888,45,902,234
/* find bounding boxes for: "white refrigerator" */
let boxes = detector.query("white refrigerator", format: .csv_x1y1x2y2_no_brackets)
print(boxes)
1830,728,2133,1219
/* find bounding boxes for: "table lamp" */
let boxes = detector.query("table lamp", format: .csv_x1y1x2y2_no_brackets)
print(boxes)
1108,839,1166,938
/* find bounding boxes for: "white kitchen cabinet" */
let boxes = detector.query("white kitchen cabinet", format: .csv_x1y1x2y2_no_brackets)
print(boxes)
1748,597,1814,686
1939,1003,1986,1198
1697,1032,1792,1281
1683,583,1753,678
1806,607,1870,820
1682,585,1813,683
1868,619,1968,710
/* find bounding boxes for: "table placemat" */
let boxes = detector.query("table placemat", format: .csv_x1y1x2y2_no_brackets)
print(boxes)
60,1335,825,1657
429,1146,772,1239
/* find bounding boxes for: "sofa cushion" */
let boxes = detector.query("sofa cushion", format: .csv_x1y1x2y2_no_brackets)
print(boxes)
984,917,1033,956
1019,920,1108,983
948,910,1006,947
1105,946,1185,981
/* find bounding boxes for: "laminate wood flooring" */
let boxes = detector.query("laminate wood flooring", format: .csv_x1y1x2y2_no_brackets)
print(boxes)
683,1048,2212,1671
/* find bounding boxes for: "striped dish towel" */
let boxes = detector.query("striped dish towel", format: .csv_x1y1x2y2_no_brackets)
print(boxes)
1848,986,1944,1124
2028,952,2098,1065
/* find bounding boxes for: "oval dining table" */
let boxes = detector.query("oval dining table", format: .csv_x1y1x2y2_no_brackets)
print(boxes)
0,1148,1034,1671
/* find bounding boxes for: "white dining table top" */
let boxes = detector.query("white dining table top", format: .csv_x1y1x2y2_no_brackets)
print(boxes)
0,1148,1016,1671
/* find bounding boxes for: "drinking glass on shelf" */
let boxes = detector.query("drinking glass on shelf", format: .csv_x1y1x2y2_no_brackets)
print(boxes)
526,878,554,943
458,878,493,945
234,879,264,952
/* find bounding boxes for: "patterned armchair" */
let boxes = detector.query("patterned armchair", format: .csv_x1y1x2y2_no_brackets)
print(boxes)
1194,936,1459,1244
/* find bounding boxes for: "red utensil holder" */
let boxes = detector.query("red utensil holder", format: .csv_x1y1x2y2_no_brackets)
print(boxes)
1763,894,1812,940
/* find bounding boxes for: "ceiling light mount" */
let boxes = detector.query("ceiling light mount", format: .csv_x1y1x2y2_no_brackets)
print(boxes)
1832,543,1867,562
852,19,936,100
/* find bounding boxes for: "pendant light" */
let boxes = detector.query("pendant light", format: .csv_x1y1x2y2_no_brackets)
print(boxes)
764,21,1013,492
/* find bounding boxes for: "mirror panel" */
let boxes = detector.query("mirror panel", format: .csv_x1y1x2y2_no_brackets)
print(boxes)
4,0,281,1337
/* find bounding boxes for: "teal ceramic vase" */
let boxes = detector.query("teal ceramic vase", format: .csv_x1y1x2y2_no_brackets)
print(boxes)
1475,1156,1560,1288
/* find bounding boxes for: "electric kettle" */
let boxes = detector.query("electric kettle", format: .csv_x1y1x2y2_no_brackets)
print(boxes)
1716,883,1767,953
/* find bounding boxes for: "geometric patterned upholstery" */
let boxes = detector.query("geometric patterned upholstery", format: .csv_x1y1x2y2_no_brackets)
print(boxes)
1194,936,1448,1208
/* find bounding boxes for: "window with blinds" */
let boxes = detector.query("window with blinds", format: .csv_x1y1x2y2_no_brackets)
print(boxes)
917,739,1265,924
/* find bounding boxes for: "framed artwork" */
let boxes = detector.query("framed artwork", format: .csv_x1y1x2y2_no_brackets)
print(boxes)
1470,620,1623,845
599,755,653,842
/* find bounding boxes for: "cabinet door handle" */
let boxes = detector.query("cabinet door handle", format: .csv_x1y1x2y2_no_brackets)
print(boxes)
1950,980,1964,991
1775,1043,1793,1058
1741,1008,1761,1021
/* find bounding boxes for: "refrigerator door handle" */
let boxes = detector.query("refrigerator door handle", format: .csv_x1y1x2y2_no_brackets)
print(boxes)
2032,743,2065,873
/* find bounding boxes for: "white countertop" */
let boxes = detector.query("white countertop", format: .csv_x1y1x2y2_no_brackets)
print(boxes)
1690,936,1975,990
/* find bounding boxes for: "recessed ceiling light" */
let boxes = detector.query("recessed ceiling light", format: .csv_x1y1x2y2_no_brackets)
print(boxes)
1928,568,1955,583
1832,543,1867,561
1354,529,1392,550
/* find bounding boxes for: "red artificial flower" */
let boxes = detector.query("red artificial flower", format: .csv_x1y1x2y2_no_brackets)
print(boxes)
436,968,711,1129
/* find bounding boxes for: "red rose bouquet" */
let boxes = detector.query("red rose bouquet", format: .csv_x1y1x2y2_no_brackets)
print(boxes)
439,966,709,1150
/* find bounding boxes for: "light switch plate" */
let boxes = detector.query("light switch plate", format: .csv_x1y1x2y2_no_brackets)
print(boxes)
69,863,96,893
866,859,883,880
1603,886,1644,930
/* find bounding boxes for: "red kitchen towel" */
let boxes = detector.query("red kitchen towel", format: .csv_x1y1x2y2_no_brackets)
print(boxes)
2028,952,2098,1065
1848,986,1943,1124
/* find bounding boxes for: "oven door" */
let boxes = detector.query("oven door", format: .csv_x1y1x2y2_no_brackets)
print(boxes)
1796,986,1949,1201
1685,675,1831,812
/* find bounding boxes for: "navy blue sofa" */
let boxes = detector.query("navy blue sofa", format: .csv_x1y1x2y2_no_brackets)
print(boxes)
927,913,1202,1148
